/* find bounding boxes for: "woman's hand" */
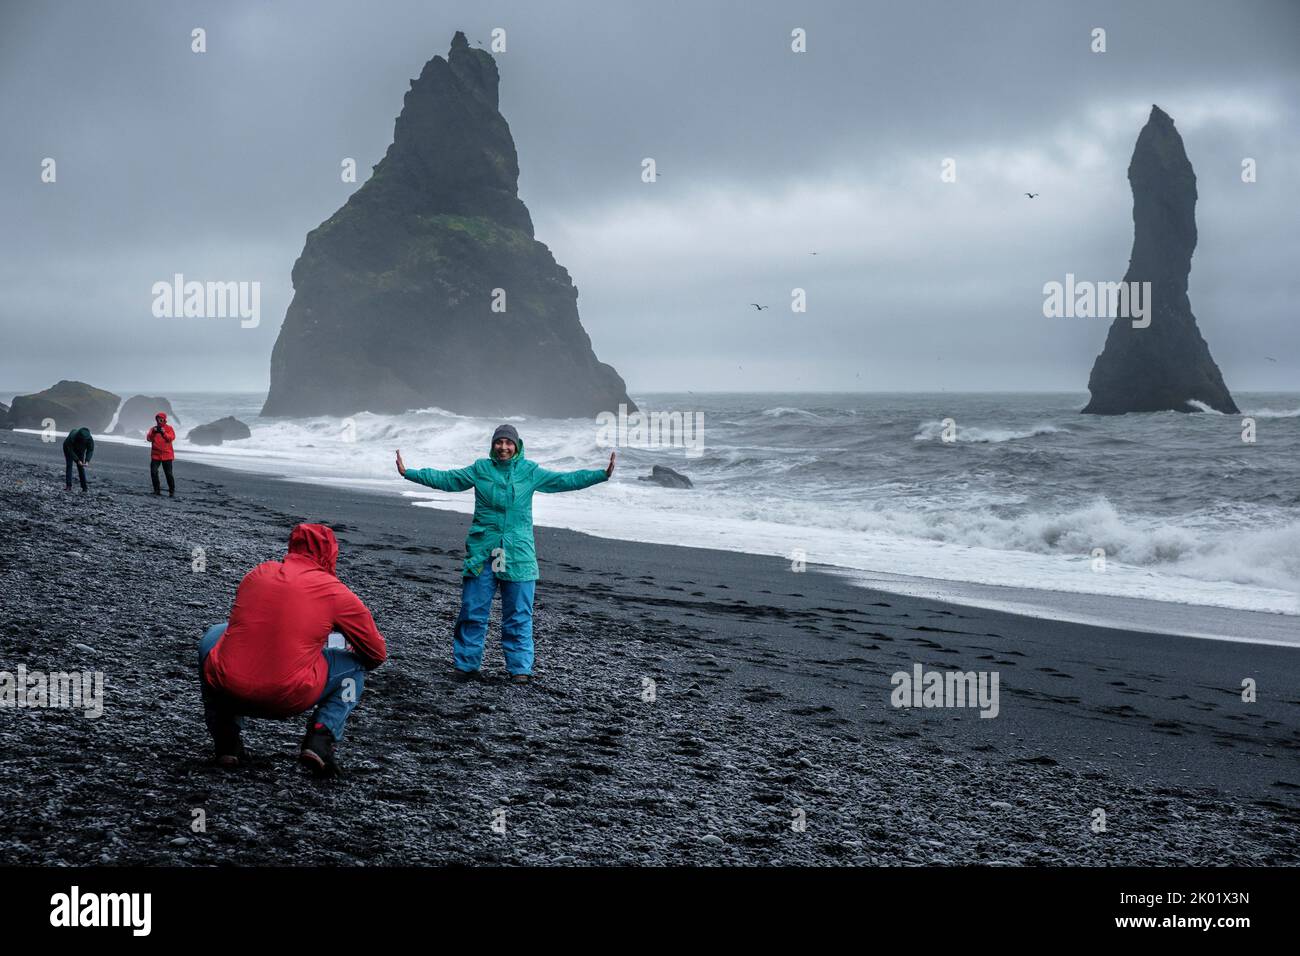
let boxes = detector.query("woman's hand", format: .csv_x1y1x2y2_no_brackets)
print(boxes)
394,449,406,476
605,451,616,478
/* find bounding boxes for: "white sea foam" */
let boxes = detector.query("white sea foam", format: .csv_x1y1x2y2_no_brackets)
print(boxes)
912,420,1067,443
52,392,1297,624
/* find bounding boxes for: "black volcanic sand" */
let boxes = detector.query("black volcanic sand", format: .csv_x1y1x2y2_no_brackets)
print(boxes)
0,430,1296,865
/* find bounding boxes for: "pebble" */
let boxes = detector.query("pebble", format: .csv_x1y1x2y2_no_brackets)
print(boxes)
700,834,725,846
74,642,96,653
169,837,190,846
990,801,1014,810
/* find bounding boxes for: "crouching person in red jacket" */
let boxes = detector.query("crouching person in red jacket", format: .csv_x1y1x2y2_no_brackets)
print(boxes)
198,523,387,777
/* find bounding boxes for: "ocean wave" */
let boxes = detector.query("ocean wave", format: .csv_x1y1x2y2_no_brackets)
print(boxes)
912,420,1067,443
1185,400,1298,418
761,406,828,421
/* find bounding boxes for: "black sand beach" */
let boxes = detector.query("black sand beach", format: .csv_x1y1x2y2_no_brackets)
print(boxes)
1,430,1296,865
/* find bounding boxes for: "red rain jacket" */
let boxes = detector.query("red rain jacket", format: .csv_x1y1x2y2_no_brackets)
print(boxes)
147,414,176,461
203,524,387,715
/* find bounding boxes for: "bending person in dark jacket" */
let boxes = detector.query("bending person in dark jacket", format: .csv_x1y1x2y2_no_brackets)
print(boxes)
395,424,614,684
199,523,387,776
62,427,94,492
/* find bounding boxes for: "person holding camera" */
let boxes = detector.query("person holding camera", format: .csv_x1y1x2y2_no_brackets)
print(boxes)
146,411,177,496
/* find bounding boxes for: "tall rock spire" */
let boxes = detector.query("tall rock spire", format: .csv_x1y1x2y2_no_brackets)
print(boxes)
263,32,635,418
1082,106,1237,415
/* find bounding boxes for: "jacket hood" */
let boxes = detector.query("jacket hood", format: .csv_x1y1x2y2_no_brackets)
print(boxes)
286,523,339,574
489,433,525,463
155,412,168,422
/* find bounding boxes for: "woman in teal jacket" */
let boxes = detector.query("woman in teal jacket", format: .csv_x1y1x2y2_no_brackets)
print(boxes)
395,425,614,683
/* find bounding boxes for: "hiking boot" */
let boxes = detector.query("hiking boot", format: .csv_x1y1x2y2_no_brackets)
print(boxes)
510,673,531,685
452,669,481,683
213,732,246,769
299,724,339,777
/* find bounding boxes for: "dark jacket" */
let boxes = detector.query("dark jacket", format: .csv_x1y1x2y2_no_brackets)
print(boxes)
62,428,94,463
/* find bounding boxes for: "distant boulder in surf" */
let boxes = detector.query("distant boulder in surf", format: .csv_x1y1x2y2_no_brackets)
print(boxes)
113,396,179,437
1082,106,1238,415
638,465,693,489
187,416,251,446
261,31,635,420
7,381,121,432
0,402,9,430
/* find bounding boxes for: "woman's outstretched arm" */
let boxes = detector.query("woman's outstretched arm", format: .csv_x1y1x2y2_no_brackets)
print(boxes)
533,452,616,493
395,448,476,492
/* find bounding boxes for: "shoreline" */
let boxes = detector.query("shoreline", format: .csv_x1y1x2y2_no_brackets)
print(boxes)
1,429,1297,865
19,426,1296,646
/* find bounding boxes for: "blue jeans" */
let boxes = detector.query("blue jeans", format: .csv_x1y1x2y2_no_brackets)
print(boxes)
453,565,536,675
199,623,368,742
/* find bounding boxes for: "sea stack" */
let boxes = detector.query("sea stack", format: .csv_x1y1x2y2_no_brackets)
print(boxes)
1082,106,1238,415
262,32,635,419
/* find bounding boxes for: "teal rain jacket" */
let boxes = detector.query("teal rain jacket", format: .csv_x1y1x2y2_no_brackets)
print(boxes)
403,436,607,581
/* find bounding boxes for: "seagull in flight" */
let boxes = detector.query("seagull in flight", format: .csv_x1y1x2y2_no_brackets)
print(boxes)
1025,192,1039,199
750,303,769,311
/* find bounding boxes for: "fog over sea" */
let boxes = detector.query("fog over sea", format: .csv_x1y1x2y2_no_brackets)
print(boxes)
20,390,1297,642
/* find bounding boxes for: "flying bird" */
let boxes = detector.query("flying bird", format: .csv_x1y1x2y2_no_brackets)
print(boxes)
750,303,769,311
1265,356,1278,362
1025,192,1039,199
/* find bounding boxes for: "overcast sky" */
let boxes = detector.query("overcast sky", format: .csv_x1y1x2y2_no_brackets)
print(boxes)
2,0,1296,396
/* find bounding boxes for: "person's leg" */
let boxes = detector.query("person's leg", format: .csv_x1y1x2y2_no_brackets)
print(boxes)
64,453,73,491
499,579,537,676
77,462,87,492
452,566,497,673
163,459,175,495
307,643,368,742
197,623,244,756
150,459,161,494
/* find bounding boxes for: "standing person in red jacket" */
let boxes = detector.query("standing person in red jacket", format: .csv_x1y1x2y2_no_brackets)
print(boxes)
146,412,177,497
199,523,388,777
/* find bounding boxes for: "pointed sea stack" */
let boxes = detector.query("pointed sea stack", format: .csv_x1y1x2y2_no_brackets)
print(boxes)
263,32,635,418
1082,106,1237,415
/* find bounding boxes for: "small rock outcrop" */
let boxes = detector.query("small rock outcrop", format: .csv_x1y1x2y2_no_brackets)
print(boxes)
187,417,251,446
262,32,634,420
1082,106,1238,415
637,465,693,489
113,396,179,437
0,403,10,430
7,381,122,432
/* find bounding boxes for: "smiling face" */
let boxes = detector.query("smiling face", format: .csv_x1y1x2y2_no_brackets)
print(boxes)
493,437,517,461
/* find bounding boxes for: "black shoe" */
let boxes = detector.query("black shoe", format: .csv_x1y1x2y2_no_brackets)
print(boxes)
152,490,161,496
300,724,339,777
510,673,531,685
213,732,246,769
452,669,481,683
169,491,175,497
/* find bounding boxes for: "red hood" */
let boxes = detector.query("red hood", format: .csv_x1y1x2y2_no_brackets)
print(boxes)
287,523,338,574
155,412,168,423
